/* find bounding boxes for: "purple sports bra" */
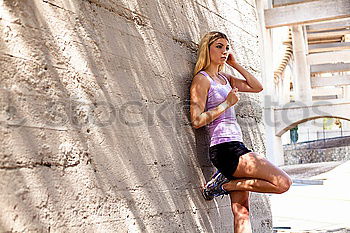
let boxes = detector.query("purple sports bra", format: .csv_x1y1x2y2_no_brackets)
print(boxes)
199,71,243,147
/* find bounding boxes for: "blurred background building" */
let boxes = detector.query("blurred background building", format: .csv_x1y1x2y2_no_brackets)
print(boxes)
258,0,350,165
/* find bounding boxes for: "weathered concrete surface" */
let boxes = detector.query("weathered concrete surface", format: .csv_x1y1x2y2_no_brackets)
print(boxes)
0,0,270,232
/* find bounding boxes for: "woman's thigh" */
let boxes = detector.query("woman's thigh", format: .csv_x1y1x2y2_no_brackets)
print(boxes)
233,152,291,185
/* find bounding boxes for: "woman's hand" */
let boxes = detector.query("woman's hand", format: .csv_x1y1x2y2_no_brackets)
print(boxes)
225,87,239,107
226,52,239,68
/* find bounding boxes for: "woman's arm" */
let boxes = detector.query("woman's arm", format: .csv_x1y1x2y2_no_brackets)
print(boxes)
224,53,263,93
190,74,239,129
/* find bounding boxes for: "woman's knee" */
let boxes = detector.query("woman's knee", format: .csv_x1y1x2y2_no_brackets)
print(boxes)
277,175,292,194
230,191,249,211
230,191,249,205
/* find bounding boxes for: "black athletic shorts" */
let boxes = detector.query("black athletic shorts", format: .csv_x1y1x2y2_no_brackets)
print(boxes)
209,141,252,180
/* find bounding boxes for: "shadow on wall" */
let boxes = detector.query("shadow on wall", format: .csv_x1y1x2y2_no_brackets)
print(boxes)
0,0,266,232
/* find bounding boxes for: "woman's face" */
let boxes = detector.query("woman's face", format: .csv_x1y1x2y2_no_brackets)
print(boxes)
209,38,229,65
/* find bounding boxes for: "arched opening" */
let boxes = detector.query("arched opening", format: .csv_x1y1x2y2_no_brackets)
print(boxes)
281,116,350,144
278,117,350,165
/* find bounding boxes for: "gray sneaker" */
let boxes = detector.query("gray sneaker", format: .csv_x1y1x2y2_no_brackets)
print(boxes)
202,171,230,201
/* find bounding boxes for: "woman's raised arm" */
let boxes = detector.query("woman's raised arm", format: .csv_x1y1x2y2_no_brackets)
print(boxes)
224,53,263,93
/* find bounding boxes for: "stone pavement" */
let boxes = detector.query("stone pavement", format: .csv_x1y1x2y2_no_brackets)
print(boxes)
270,161,350,233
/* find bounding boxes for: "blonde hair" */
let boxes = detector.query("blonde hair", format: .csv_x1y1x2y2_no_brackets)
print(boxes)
193,31,229,76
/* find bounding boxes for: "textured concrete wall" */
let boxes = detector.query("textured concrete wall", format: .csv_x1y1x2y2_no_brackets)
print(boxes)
0,0,271,232
284,136,350,165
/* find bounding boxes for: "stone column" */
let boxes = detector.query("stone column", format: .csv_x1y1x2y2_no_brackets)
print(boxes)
291,25,314,143
282,70,291,104
291,25,312,102
343,86,350,135
256,0,284,165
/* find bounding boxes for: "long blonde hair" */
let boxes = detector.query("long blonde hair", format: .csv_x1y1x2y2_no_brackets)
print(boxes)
193,31,229,76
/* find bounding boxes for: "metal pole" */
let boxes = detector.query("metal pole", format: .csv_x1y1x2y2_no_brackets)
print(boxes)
323,124,326,147
341,120,343,137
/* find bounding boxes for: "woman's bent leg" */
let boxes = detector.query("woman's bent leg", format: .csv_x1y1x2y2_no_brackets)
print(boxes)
230,191,252,233
223,152,292,194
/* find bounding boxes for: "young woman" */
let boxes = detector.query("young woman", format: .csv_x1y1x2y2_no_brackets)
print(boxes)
190,31,292,233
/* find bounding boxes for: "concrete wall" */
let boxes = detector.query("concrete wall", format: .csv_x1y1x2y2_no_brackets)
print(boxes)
0,0,271,232
284,136,350,165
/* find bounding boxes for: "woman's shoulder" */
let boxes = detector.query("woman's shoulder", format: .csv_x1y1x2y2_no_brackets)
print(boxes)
192,72,211,89
193,72,210,83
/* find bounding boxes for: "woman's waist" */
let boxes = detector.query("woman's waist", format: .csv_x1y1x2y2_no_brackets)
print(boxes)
206,105,237,116
207,120,241,132
210,115,238,124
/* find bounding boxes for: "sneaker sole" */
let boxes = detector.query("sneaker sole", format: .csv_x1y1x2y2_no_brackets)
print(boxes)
201,185,214,201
